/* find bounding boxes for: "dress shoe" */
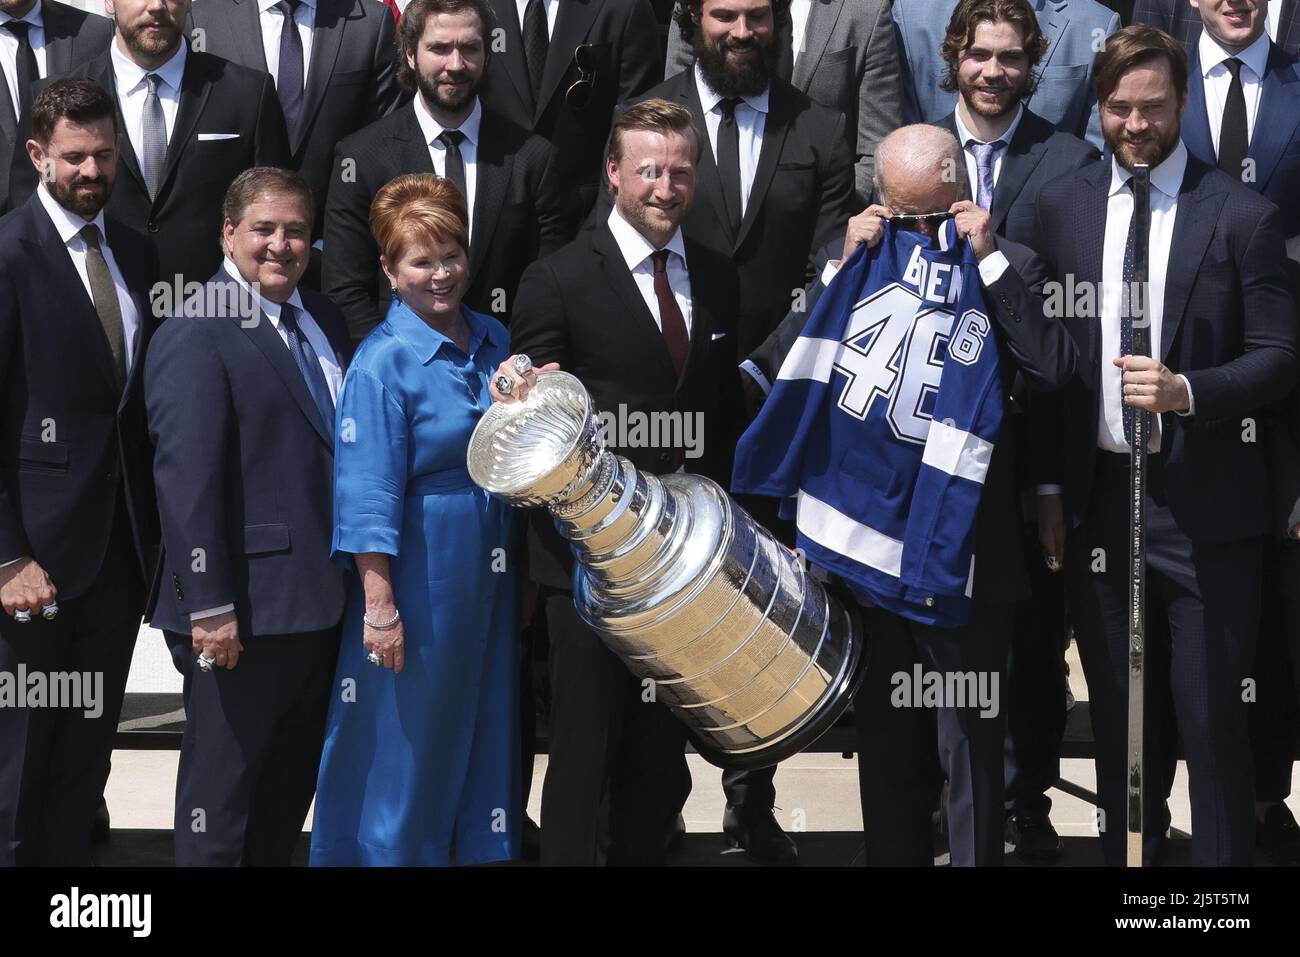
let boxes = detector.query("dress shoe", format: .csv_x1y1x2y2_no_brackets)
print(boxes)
665,813,686,855
521,815,541,861
1256,803,1300,865
1005,809,1061,864
722,804,798,865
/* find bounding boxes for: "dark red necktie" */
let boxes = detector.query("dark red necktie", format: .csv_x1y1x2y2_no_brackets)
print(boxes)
652,250,689,377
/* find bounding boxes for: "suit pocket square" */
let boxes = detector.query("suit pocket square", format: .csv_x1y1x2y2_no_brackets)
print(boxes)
197,133,241,141
711,332,727,341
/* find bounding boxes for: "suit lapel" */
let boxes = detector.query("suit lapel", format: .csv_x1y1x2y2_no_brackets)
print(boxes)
1182,44,1216,165
1247,44,1300,192
1282,0,1300,56
989,113,1050,233
41,1,74,75
791,0,841,92
1161,163,1224,362
535,0,600,124
1028,3,1068,102
1072,163,1109,387
679,239,713,389
158,52,215,204
95,57,148,194
237,295,334,447
297,0,348,154
26,198,119,400
734,81,792,250
226,0,270,72
595,224,679,385
489,0,535,118
470,110,511,279
391,104,436,173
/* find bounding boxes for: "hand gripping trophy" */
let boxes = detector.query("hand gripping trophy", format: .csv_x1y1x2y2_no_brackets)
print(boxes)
467,366,866,769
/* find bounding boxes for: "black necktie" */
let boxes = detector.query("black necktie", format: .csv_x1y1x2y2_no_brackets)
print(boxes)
1218,57,1249,180
438,129,467,203
717,97,743,234
1119,178,1143,446
276,0,304,136
4,20,38,120
522,0,548,108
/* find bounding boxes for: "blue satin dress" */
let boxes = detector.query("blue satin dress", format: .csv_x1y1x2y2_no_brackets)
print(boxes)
310,298,519,866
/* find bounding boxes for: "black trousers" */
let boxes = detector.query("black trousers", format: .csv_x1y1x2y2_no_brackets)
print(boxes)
0,499,142,866
539,590,689,865
1067,455,1260,866
1251,539,1300,802
854,600,1012,866
1004,523,1068,816
165,624,339,866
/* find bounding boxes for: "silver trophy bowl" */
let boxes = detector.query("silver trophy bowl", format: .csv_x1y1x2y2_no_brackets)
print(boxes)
467,371,866,769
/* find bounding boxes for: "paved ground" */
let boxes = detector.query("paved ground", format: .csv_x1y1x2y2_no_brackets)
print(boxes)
102,639,1300,865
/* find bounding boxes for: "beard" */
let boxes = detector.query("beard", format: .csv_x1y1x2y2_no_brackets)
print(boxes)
617,192,689,237
1108,119,1182,173
49,175,110,218
417,68,480,114
957,70,1032,121
118,16,182,60
695,33,778,98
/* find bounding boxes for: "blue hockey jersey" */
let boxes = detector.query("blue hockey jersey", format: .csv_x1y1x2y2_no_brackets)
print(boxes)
732,220,1004,628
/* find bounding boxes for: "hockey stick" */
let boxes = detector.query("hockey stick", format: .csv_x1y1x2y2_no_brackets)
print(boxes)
1126,162,1151,868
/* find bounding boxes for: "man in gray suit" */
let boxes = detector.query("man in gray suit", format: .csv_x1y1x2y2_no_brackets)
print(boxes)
665,0,902,203
0,0,114,210
894,0,1119,150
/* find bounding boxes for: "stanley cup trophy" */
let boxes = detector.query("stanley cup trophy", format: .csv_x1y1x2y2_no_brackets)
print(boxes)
467,371,866,770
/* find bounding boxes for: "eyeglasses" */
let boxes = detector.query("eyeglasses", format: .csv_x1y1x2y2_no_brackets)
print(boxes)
887,211,953,230
565,44,596,109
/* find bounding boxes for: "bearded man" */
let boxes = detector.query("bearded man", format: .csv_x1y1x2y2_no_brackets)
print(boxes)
1033,24,1299,866
11,0,290,288
322,0,565,340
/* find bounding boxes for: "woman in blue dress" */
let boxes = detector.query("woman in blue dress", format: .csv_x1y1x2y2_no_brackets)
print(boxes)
310,174,531,865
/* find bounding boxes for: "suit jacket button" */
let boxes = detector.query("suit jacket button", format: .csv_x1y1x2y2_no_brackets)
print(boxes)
146,221,159,234
923,596,935,608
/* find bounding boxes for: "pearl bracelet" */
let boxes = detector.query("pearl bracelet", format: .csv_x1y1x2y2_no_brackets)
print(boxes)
363,608,401,629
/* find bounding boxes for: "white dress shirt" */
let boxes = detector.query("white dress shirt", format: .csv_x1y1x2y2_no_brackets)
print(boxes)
412,93,482,240
36,182,143,374
790,0,812,55
695,63,767,218
954,103,1024,199
1097,142,1192,455
259,0,316,93
1199,27,1270,159
1269,0,1284,41
514,0,558,37
111,38,186,163
191,258,343,622
606,206,693,336
0,5,48,119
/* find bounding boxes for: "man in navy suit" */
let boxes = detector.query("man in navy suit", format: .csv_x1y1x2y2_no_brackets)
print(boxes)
0,78,158,865
1174,0,1300,864
895,0,1120,150
1135,0,1300,56
928,0,1098,864
1034,25,1298,865
145,166,348,866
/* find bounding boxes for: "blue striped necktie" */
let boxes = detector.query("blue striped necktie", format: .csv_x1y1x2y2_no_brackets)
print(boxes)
279,301,335,442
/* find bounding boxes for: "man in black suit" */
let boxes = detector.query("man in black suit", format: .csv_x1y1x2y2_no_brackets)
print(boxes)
666,0,904,205
145,167,348,866
1135,0,1300,55
504,98,743,866
0,79,157,865
744,123,1076,866
186,0,405,242
929,0,1098,864
480,0,661,230
0,0,114,209
323,0,565,340
11,0,291,287
1034,26,1298,865
612,0,851,865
